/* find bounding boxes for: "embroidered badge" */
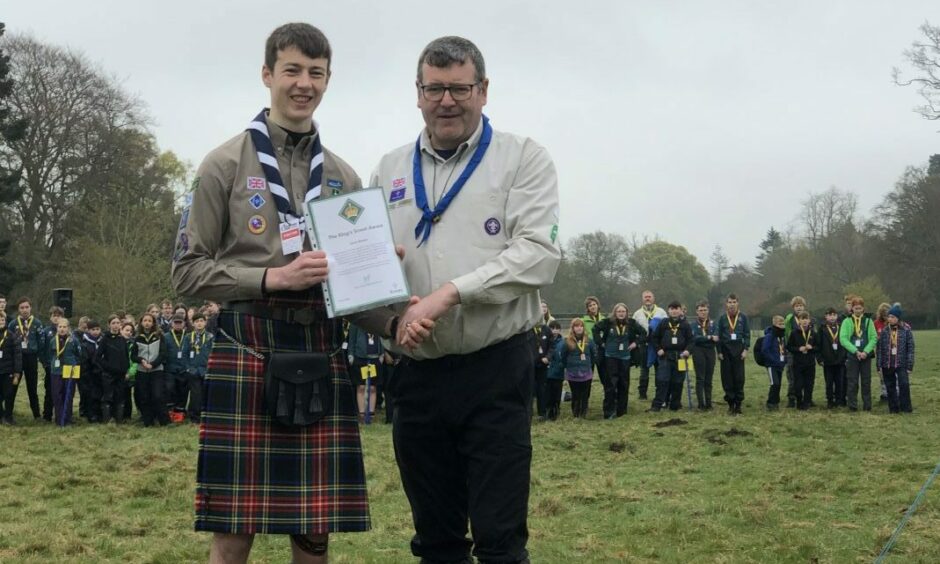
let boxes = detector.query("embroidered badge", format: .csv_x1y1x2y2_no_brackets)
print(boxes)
392,177,406,189
248,215,267,234
327,179,344,188
389,187,407,203
339,199,365,225
178,208,190,230
249,193,266,209
173,233,189,262
484,217,501,235
550,224,558,243
247,176,266,191
190,177,201,192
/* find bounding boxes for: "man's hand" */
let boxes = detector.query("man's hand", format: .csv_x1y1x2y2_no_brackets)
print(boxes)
397,284,460,348
680,351,690,359
266,251,329,291
858,351,868,361
628,343,637,351
741,350,748,360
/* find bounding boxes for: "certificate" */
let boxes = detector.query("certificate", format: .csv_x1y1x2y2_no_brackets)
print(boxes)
304,187,410,318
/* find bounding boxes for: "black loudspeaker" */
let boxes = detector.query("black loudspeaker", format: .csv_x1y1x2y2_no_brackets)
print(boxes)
53,288,73,318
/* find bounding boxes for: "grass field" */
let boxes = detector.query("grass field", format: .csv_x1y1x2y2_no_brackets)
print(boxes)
2,333,940,563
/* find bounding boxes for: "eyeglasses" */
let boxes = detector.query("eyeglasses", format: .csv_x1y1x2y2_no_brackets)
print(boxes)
417,82,480,101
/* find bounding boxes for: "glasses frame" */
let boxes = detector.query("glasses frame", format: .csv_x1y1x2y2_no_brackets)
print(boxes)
417,81,481,102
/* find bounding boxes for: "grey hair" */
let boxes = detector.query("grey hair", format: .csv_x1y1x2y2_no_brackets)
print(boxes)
416,36,486,83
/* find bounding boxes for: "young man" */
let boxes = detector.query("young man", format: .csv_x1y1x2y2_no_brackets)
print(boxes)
158,299,175,332
760,315,788,410
716,294,749,414
40,306,65,421
840,297,877,411
651,301,693,412
172,23,382,562
786,312,816,410
783,296,809,408
8,298,44,420
632,290,666,400
877,304,914,414
817,307,847,408
369,36,560,563
689,300,718,410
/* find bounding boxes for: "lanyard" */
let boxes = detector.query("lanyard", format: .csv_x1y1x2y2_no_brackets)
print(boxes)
171,330,185,349
727,313,739,333
778,337,785,355
615,323,626,336
699,319,709,335
191,331,206,354
644,307,655,320
668,321,679,336
246,109,323,226
800,327,810,344
0,331,6,349
412,115,493,246
575,338,586,354
853,315,864,337
56,335,67,358
890,326,899,348
17,316,34,337
827,325,838,342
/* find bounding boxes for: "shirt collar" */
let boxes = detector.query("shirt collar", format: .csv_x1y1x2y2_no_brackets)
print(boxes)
266,112,320,151
419,117,485,163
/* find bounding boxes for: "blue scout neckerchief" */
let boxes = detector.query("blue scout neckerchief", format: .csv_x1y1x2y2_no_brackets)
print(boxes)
412,115,493,246
246,109,323,227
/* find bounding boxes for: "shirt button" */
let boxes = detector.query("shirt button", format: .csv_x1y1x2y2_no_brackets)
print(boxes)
436,252,443,259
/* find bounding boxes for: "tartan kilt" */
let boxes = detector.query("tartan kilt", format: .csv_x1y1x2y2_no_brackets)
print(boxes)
194,289,370,534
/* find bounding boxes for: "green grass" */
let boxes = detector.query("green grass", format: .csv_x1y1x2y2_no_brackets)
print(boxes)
3,333,940,563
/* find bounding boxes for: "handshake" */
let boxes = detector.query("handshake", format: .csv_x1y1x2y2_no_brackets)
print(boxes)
393,282,460,351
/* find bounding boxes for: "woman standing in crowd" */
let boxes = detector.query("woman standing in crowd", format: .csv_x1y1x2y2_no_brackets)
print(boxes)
0,310,23,425
135,313,170,427
593,303,643,419
96,315,132,424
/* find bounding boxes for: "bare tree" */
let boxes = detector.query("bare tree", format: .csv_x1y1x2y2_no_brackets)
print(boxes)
893,21,940,122
800,186,857,248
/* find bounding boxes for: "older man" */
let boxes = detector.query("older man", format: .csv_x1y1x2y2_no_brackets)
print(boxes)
632,290,666,399
371,36,560,563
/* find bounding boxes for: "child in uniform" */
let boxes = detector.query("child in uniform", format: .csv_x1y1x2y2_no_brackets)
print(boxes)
559,318,596,418
786,312,816,410
78,320,102,422
164,314,189,423
95,315,132,423
689,300,718,410
816,308,847,408
651,301,693,411
135,313,170,426
0,311,23,425
182,313,212,423
840,297,877,411
544,320,564,421
46,318,83,426
761,315,788,410
9,298,44,420
877,304,915,414
717,294,750,415
346,322,384,423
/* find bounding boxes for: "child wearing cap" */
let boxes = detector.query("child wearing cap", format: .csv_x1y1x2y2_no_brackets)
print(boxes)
651,301,693,412
182,313,213,423
164,314,189,422
760,315,788,410
877,304,915,414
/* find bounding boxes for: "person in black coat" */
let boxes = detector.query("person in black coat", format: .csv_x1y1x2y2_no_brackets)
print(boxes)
0,311,23,425
95,315,133,423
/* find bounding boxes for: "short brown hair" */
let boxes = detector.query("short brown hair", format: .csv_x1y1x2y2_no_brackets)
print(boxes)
851,297,865,307
265,23,332,72
790,296,806,307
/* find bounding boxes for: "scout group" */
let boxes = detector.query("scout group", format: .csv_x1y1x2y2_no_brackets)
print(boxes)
530,291,916,420
0,297,215,426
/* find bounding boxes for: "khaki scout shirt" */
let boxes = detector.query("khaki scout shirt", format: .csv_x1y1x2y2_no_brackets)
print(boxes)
171,121,362,302
370,118,561,360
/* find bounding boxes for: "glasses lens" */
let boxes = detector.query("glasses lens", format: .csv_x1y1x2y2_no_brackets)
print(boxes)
423,86,445,101
449,85,473,100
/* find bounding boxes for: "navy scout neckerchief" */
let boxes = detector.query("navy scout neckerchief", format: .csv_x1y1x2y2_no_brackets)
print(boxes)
246,109,323,227
412,115,493,247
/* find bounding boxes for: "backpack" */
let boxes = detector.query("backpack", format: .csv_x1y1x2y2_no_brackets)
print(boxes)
753,335,768,367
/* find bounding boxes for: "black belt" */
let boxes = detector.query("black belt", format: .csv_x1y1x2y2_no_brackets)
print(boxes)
223,302,318,325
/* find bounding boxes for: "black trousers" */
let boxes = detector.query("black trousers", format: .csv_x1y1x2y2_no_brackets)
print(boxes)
690,346,716,408
766,366,784,407
569,380,591,418
1,373,18,419
187,372,204,422
603,357,630,418
533,364,548,418
545,378,563,420
22,353,40,418
792,363,815,409
720,352,746,405
42,363,53,420
393,333,532,563
101,371,128,421
822,364,844,406
637,345,650,396
595,349,609,390
883,368,912,413
654,357,687,410
166,370,188,411
846,356,872,410
136,370,169,426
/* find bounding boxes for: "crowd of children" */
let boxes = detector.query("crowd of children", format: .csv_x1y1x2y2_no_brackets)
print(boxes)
0,291,918,427
0,296,215,426
533,292,917,420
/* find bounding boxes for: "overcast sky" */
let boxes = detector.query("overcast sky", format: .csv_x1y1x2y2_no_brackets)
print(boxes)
5,1,938,266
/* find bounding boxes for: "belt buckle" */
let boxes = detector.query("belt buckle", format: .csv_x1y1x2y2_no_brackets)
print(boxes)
290,308,316,326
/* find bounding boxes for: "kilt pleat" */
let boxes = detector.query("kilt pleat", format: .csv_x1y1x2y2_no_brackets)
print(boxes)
194,289,370,534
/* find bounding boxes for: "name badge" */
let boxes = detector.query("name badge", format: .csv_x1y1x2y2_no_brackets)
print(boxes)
619,343,625,351
177,351,183,359
892,347,898,356
22,341,28,349
0,351,3,359
730,333,737,341
854,339,862,348
779,354,785,362
580,354,586,361
538,346,543,354
279,221,304,256
190,351,195,359
671,337,678,345
54,359,61,368
832,344,838,351
367,336,375,346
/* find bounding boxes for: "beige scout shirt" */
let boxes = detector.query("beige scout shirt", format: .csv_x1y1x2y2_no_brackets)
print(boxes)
171,122,362,302
370,118,561,360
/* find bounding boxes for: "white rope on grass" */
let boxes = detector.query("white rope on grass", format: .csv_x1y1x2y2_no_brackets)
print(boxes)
874,456,940,563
